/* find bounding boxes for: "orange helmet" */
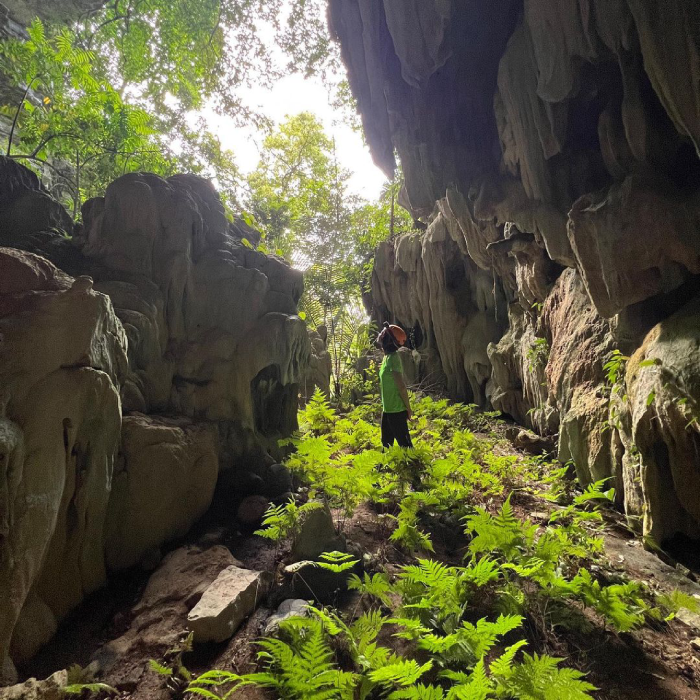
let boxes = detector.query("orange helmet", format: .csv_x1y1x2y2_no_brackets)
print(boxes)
387,324,407,346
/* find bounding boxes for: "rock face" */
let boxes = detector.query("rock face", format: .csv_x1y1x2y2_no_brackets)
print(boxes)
291,503,345,563
331,0,700,544
1,0,104,27
0,161,310,678
93,545,237,693
371,208,507,403
302,326,332,401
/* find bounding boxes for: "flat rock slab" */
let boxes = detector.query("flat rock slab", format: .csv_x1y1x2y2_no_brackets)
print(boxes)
605,536,700,631
0,670,68,700
187,566,273,643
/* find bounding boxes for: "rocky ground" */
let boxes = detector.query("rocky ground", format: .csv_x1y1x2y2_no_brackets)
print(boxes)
8,414,700,700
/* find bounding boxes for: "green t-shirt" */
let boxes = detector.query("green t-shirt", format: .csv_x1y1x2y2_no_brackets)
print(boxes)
380,352,406,413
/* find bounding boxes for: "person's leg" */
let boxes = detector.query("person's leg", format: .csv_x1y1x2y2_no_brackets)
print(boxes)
393,411,413,448
381,412,395,448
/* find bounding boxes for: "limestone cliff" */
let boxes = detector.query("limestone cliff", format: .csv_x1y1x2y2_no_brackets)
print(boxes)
0,158,316,680
331,1,700,545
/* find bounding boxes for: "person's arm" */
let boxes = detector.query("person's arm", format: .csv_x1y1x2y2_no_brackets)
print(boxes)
392,370,412,419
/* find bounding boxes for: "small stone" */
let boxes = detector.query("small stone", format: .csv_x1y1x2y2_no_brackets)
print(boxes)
69,275,93,293
237,495,270,526
513,429,553,455
187,566,273,643
691,638,700,652
263,599,309,635
197,526,229,548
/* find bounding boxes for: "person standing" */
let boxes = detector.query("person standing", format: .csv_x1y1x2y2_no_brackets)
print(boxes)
377,323,413,448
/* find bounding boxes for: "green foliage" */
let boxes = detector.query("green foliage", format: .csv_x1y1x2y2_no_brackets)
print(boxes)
186,395,690,700
0,2,333,213
496,652,597,699
254,499,324,543
300,388,338,434
62,683,118,696
389,493,436,553
62,663,118,696
603,350,630,387
348,571,394,607
526,337,550,372
316,550,359,573
246,113,391,398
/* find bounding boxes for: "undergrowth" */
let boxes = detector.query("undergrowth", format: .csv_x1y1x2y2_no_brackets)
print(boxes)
160,390,696,700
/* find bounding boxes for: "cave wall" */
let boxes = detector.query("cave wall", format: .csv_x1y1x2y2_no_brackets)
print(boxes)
0,158,319,681
330,0,700,544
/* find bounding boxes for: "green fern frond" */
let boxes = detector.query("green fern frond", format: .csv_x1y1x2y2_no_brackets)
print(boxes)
369,659,433,687
317,551,359,573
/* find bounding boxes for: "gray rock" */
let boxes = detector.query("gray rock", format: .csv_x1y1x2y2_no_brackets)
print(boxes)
266,463,293,497
0,669,68,699
187,566,273,643
237,495,270,526
291,503,345,562
238,471,266,496
197,526,230,548
263,599,309,636
282,559,355,605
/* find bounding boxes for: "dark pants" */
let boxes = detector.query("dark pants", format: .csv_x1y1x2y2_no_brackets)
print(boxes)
381,411,413,448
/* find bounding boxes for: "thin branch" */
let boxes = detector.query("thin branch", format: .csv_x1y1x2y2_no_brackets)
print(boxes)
7,77,37,157
8,154,80,199
30,132,77,158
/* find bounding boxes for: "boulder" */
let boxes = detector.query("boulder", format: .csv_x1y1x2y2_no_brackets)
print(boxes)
105,414,219,571
623,296,700,542
301,328,332,402
187,566,273,643
265,463,293,498
0,248,126,676
237,495,271,526
92,546,236,686
0,159,314,669
291,503,345,562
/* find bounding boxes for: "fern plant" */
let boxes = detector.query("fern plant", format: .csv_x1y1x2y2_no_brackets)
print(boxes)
255,499,324,542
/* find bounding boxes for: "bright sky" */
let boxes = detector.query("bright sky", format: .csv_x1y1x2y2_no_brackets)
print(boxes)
202,73,388,201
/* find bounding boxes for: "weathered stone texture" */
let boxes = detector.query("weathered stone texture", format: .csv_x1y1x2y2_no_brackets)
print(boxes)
0,160,310,677
333,0,700,546
187,565,272,643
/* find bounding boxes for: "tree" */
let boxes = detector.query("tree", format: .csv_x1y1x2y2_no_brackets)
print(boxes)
350,172,415,281
247,113,376,396
0,1,334,213
246,115,417,398
246,112,336,255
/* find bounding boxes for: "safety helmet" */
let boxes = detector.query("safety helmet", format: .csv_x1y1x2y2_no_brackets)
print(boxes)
388,324,407,346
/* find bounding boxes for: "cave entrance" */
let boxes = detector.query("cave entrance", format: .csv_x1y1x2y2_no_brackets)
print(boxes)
251,365,298,437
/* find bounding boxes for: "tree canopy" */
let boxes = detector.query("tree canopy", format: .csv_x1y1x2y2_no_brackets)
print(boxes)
0,0,333,212
246,113,414,396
